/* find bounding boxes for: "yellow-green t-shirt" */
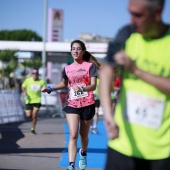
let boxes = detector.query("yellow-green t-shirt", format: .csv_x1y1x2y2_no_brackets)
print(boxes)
22,77,46,104
109,29,170,160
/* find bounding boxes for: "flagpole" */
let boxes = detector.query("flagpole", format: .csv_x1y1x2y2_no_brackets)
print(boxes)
42,0,48,82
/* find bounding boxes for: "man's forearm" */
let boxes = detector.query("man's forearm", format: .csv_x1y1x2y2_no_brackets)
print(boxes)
99,64,115,115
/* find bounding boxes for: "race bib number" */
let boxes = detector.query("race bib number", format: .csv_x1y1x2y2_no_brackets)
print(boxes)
125,91,165,129
70,87,88,100
30,84,41,91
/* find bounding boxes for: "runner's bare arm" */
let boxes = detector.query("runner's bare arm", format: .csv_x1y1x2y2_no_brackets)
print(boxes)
99,64,119,139
41,78,68,93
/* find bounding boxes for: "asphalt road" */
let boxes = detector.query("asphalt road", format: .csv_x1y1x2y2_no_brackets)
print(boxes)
0,116,104,170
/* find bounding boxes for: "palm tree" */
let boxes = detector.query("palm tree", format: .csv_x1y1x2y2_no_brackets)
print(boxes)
0,50,18,89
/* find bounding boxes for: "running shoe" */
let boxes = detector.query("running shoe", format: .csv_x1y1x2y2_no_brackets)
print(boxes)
31,129,36,135
66,165,74,170
89,126,93,133
92,128,98,134
79,148,87,170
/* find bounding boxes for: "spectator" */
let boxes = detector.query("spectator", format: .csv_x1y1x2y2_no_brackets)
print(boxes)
90,77,100,134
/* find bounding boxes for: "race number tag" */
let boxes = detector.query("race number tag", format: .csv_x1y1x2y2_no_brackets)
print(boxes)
30,84,41,91
70,88,88,100
125,91,165,129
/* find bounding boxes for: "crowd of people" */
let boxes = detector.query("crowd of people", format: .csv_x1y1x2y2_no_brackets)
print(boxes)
21,0,170,170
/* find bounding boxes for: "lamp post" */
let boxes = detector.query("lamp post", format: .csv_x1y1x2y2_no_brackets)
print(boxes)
42,0,48,81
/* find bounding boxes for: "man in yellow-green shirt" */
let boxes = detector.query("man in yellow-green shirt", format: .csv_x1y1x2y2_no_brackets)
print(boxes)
22,68,46,134
100,0,170,170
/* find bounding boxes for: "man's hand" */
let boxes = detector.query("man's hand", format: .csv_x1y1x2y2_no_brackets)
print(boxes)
104,113,119,139
23,91,27,96
114,50,137,74
41,87,50,93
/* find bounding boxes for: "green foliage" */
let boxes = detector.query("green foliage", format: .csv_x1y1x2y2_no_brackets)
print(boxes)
0,49,19,89
0,49,43,89
21,57,42,69
0,50,18,78
0,29,42,41
2,60,18,77
21,68,28,78
0,49,17,62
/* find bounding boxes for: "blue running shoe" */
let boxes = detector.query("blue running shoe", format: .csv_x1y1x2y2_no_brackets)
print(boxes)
66,165,74,170
79,148,87,170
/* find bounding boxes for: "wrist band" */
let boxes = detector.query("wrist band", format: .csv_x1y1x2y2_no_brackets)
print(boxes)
47,86,54,94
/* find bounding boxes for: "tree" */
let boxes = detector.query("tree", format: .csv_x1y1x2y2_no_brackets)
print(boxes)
20,57,42,79
0,29,43,90
0,49,43,90
0,50,18,89
0,29,42,41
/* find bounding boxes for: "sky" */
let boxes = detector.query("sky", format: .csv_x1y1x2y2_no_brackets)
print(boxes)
0,0,170,41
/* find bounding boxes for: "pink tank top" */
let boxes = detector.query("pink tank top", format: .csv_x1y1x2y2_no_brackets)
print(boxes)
64,61,95,108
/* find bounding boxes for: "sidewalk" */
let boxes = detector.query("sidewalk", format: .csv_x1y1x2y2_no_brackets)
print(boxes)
0,116,104,170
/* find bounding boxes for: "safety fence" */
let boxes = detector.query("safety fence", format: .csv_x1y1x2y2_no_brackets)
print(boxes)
0,90,25,124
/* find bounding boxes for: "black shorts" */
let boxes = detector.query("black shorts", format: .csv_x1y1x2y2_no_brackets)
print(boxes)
95,99,100,108
104,147,170,170
112,98,117,104
25,103,41,111
63,104,95,120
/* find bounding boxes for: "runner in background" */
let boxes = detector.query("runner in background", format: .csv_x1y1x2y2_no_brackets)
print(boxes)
90,77,100,134
111,69,122,114
41,40,100,170
21,68,46,135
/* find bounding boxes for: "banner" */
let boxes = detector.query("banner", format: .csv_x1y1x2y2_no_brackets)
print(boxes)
48,9,63,42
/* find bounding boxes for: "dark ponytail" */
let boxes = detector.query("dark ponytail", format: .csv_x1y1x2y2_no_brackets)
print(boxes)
83,51,101,69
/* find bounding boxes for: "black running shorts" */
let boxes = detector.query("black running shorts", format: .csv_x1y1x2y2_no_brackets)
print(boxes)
25,103,41,111
104,147,170,170
63,104,95,120
95,99,100,108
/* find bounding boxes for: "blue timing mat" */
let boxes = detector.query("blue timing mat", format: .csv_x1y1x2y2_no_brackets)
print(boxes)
59,120,108,168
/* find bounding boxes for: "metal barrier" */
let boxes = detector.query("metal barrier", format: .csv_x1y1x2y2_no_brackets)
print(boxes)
0,90,25,124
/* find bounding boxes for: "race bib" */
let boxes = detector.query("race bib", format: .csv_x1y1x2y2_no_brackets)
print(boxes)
30,84,41,91
70,85,88,100
125,91,165,129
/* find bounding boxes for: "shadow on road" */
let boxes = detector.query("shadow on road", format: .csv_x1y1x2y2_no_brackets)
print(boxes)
0,120,66,154
0,121,25,153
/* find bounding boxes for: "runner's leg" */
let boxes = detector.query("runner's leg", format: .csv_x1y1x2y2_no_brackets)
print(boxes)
66,113,80,163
